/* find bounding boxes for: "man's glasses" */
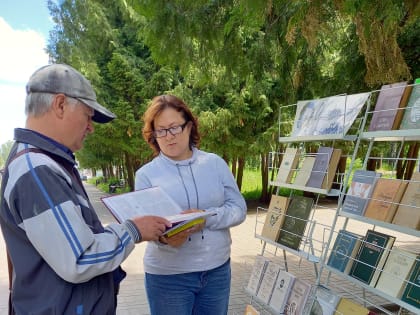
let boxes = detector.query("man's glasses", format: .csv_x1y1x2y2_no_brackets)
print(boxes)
153,121,189,138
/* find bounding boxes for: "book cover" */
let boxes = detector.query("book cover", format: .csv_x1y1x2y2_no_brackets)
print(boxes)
375,246,419,298
256,261,281,304
392,171,420,230
399,80,420,130
309,285,341,315
276,148,300,184
293,156,316,187
277,196,314,250
306,147,334,189
320,148,342,191
327,229,364,274
401,254,420,308
341,170,381,216
349,229,396,286
364,178,408,223
285,279,313,315
246,255,269,296
392,84,414,130
244,304,260,315
335,297,370,315
268,270,296,313
368,81,408,131
260,195,290,241
291,93,369,137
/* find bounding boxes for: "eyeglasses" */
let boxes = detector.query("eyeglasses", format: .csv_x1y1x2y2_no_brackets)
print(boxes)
153,121,189,138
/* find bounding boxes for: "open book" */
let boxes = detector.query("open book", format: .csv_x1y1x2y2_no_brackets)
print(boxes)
101,186,215,237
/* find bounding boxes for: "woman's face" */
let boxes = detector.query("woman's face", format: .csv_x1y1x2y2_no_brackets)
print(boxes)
154,107,192,161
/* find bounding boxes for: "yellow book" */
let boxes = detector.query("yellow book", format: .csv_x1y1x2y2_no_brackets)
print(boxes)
164,218,205,237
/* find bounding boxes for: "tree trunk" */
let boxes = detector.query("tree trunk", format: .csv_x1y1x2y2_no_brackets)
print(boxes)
236,157,245,191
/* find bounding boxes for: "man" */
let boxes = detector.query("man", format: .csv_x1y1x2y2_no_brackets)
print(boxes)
0,64,171,315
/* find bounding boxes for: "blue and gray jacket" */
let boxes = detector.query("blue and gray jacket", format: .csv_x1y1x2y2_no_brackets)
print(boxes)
0,128,138,315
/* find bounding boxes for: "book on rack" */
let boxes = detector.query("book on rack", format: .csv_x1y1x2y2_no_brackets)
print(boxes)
375,245,419,298
101,186,215,237
256,261,281,304
246,255,269,296
309,285,341,315
399,79,420,130
260,195,290,241
268,269,296,313
244,304,260,315
284,278,314,315
306,147,342,190
392,171,420,230
276,147,300,184
293,156,316,186
401,252,420,308
327,229,364,274
341,170,381,216
335,297,370,315
368,81,408,131
276,195,314,250
363,178,408,223
349,229,396,286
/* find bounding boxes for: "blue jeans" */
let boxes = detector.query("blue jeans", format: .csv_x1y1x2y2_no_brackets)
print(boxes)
145,258,231,315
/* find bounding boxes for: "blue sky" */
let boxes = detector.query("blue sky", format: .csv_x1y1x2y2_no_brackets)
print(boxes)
0,1,53,145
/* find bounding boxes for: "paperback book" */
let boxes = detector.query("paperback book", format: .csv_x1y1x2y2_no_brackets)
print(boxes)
293,156,316,187
268,270,296,313
375,246,419,298
364,178,408,223
399,79,420,130
246,255,269,296
277,196,313,250
392,171,420,230
260,195,290,242
327,229,364,274
256,261,281,304
349,229,396,286
341,170,381,216
276,147,300,184
401,253,420,308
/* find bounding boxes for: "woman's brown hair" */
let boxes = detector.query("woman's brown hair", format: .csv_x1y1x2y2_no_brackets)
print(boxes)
142,95,200,156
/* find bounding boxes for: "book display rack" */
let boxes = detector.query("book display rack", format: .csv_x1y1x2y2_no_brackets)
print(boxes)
245,81,420,314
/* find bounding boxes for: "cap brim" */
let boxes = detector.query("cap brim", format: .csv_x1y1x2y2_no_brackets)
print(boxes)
78,98,116,123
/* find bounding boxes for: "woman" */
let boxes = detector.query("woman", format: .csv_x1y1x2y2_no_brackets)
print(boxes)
135,94,247,315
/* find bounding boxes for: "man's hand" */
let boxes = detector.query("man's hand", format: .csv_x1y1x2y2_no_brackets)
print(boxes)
131,216,171,242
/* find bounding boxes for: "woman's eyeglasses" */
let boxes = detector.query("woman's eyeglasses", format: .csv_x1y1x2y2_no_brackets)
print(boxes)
153,121,189,138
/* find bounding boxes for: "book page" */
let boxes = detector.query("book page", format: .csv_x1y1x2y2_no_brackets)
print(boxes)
101,186,182,222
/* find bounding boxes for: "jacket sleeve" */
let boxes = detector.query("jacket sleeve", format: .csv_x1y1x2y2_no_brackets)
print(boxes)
6,160,136,283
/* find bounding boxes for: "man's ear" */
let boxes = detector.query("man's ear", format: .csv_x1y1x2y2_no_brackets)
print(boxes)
51,94,67,119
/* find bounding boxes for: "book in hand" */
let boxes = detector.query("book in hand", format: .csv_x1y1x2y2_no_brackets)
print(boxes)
260,195,290,242
327,229,364,274
246,255,269,296
349,229,396,286
399,79,420,130
375,245,419,298
276,195,313,250
284,278,314,315
101,186,215,237
401,252,420,308
392,171,420,230
341,170,381,216
335,297,370,315
268,269,296,313
292,156,316,187
309,285,341,315
364,178,408,223
276,147,300,184
368,81,408,131
256,261,281,304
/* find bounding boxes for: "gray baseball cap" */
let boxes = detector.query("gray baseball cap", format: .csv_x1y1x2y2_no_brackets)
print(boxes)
26,63,116,123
